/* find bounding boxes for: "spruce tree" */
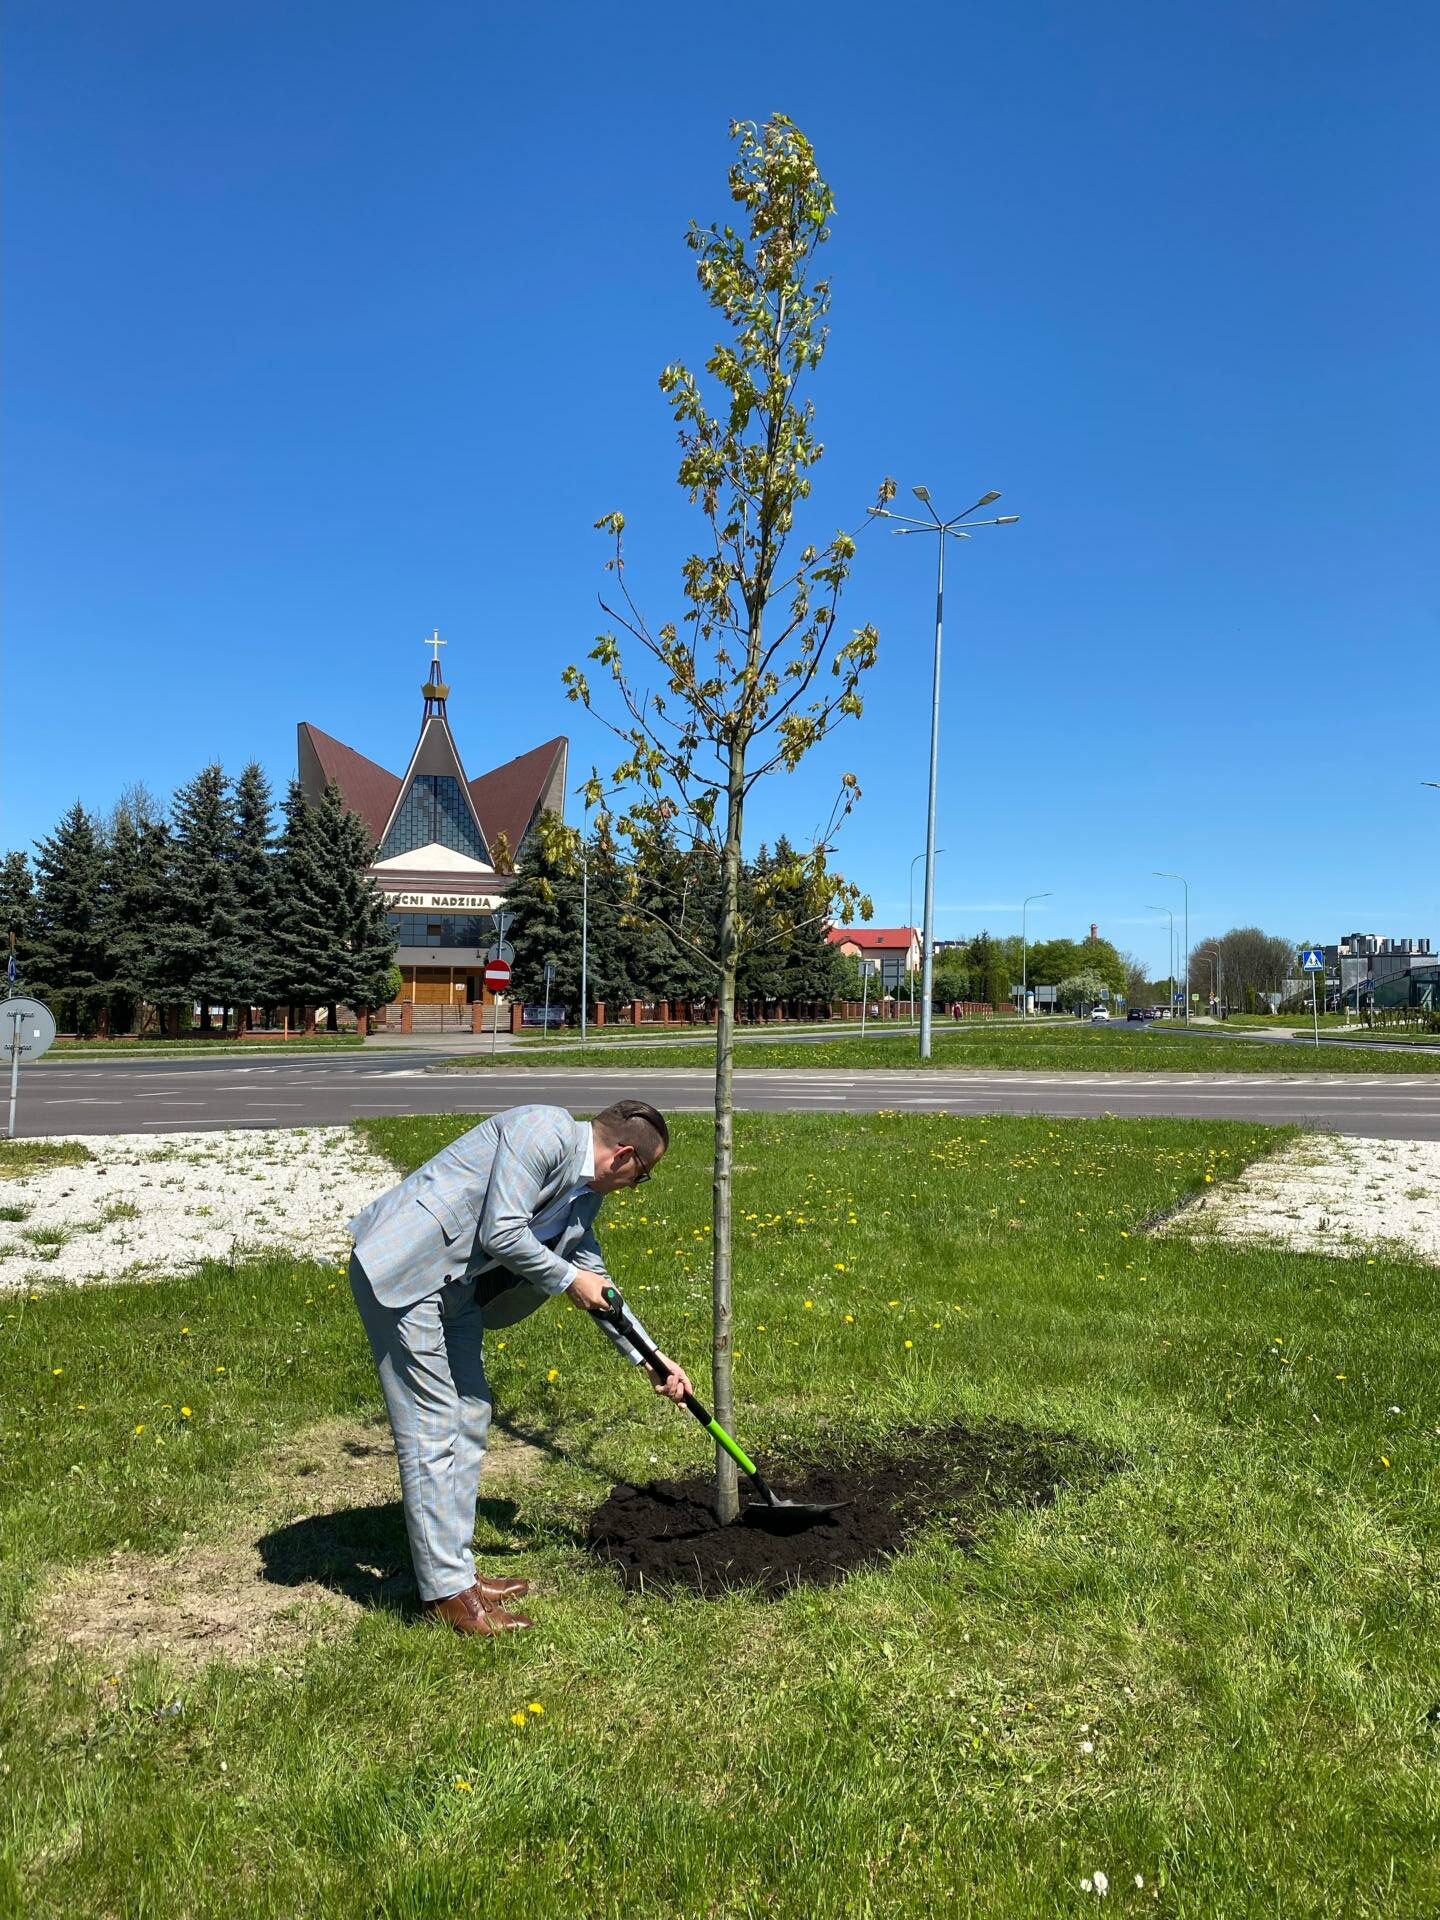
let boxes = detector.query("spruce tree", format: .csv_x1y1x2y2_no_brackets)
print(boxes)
30,802,111,1033
231,763,281,1030
332,792,397,1023
274,780,347,1028
0,851,35,987
158,764,242,1031
103,787,171,1034
506,815,583,1010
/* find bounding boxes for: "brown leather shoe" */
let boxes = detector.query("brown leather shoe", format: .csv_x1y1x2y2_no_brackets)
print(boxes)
475,1573,530,1604
422,1583,532,1635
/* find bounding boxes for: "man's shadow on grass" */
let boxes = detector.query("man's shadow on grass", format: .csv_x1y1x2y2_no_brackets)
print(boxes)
255,1493,574,1616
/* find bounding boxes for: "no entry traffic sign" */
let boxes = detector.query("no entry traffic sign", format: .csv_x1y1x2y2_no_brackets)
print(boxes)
483,960,512,993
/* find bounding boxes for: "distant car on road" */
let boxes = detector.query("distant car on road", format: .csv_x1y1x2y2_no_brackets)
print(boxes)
1127,1008,1149,1023
1090,1006,1110,1022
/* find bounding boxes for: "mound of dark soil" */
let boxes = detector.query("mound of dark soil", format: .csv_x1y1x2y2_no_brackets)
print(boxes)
586,1418,1118,1598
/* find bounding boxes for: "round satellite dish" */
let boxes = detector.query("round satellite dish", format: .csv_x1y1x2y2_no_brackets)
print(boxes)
0,997,57,1061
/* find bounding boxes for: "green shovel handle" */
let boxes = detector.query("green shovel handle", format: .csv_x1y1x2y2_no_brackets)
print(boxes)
597,1285,760,1480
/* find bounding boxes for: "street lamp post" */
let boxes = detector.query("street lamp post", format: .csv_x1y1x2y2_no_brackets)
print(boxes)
1154,871,1190,1025
1146,904,1176,1015
1021,890,1052,1020
909,848,944,1026
872,487,1020,1060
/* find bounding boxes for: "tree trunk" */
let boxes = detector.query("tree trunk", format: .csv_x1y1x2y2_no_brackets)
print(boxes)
711,736,747,1524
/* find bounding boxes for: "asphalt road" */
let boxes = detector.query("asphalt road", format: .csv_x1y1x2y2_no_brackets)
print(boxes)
13,1050,1440,1139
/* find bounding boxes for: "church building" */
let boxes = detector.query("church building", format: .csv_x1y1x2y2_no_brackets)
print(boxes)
298,636,566,1011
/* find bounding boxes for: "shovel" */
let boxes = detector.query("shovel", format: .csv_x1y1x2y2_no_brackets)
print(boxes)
593,1285,848,1533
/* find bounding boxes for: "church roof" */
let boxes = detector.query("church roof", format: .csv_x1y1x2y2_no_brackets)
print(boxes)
297,725,401,845
468,737,568,859
296,721,567,858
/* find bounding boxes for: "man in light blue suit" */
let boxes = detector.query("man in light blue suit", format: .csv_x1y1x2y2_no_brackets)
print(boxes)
349,1099,690,1636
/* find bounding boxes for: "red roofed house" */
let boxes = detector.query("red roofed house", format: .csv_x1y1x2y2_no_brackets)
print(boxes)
824,926,920,996
299,638,566,1014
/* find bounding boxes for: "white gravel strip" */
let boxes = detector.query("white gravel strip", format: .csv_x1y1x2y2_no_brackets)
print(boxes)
1160,1133,1440,1263
0,1128,395,1292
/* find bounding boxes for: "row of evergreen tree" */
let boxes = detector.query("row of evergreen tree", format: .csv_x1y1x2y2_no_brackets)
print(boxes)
503,825,851,1015
1,767,397,1035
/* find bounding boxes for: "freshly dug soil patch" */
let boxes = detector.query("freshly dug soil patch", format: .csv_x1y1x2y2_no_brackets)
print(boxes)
586,1418,1118,1598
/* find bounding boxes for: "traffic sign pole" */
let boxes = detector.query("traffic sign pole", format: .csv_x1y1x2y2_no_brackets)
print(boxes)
1300,947,1325,1050
1,998,58,1138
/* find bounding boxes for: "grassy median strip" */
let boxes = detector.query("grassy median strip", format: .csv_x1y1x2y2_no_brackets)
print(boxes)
444,1020,1440,1073
3,1112,1438,1917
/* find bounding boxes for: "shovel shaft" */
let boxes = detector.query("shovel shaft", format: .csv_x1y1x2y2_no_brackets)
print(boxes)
597,1286,761,1482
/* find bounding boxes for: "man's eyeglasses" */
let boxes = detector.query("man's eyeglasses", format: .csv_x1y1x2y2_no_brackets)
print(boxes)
628,1149,653,1186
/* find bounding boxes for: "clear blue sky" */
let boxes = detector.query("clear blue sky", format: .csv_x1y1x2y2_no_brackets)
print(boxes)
4,1,1436,980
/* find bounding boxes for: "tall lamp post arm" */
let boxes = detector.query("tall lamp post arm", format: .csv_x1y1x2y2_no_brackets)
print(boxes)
919,532,945,1061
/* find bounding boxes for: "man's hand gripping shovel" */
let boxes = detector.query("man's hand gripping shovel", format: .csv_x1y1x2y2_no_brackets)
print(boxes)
590,1285,848,1533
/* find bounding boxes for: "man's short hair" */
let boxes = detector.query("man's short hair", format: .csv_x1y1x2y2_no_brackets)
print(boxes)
593,1099,669,1165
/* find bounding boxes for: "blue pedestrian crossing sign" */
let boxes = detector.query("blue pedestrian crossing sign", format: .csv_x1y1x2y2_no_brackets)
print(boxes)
1300,948,1324,972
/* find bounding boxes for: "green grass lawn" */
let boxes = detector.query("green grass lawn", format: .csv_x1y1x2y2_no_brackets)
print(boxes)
450,1019,1440,1074
4,1111,1439,1917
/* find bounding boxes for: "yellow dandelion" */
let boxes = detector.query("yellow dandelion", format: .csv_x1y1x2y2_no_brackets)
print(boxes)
843,1314,855,1324
133,1424,145,1435
528,1701,544,1716
904,1339,914,1350
510,1711,527,1727
181,1407,192,1418
546,1368,559,1383
51,1367,63,1377
803,1300,814,1310
454,1777,473,1792
834,1263,846,1272
1380,1456,1391,1469
215,1365,225,1373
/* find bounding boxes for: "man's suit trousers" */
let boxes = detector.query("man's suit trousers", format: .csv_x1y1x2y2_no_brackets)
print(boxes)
349,1251,490,1602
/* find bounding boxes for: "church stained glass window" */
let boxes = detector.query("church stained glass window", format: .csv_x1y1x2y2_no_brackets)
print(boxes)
379,775,489,863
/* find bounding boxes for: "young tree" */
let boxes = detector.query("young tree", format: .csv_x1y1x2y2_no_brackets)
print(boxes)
563,117,881,1519
30,803,111,1033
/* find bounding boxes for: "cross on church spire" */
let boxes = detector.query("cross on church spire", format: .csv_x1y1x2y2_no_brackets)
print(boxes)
421,628,451,718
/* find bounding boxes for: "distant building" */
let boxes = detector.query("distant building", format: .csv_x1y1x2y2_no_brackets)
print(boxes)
825,926,920,995
298,638,566,1010
1319,933,1435,1011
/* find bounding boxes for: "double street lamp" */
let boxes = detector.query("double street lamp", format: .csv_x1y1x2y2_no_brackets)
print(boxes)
873,486,1020,1059
1021,891,1052,1019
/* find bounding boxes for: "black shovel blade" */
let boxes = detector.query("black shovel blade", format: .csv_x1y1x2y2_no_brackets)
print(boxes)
740,1497,850,1534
